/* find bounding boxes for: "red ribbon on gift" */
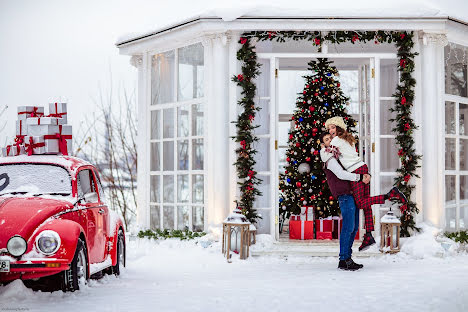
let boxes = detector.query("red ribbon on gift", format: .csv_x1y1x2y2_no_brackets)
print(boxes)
18,107,44,118
48,103,67,119
25,137,45,156
44,132,72,155
6,145,11,156
14,135,25,149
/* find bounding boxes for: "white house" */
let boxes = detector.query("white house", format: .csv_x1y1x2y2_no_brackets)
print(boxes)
116,4,468,239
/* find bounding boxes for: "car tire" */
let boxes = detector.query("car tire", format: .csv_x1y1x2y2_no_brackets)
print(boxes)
63,238,88,292
111,231,125,276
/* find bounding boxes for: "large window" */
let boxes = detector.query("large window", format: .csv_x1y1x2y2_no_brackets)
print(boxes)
444,42,468,231
150,43,205,231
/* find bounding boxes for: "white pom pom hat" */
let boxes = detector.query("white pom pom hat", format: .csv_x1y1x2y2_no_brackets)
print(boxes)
325,116,347,131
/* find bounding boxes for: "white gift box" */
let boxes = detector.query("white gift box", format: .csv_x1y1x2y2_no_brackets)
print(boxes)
48,102,67,124
25,117,64,126
24,136,60,155
2,144,25,157
27,124,60,137
300,206,314,221
16,120,28,137
43,125,73,155
17,106,45,120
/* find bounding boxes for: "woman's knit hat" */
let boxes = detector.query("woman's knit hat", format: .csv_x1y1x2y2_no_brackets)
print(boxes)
325,116,347,131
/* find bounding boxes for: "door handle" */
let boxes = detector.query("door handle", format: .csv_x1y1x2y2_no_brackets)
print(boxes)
98,208,105,214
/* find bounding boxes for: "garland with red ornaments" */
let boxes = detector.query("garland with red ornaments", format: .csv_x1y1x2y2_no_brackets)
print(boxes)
234,31,420,236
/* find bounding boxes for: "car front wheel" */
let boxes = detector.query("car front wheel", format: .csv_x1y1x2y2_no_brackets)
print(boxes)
63,238,88,292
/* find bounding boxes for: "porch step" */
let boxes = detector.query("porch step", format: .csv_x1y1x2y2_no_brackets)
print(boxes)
250,239,382,258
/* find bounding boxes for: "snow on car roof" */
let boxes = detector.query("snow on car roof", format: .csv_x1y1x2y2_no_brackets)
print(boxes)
0,155,92,175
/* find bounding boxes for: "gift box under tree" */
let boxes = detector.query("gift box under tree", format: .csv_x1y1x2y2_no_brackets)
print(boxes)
289,207,314,240
315,217,333,240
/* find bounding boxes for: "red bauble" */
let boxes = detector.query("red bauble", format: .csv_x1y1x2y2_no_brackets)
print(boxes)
286,157,291,162
309,106,315,112
306,157,311,161
314,93,319,96
337,83,340,87
289,134,293,139
312,128,318,133
304,133,308,137
306,85,309,88
296,182,302,188
329,196,333,200
324,91,328,95
296,142,300,147
291,116,295,120
313,150,319,155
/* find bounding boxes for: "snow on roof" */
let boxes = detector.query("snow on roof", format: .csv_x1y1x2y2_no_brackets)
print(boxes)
116,0,468,46
0,155,92,176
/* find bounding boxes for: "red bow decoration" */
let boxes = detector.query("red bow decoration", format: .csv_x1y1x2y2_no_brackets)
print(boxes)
44,132,72,155
18,106,44,118
240,37,247,45
240,140,246,150
25,137,45,156
47,103,67,119
401,96,407,105
14,135,25,148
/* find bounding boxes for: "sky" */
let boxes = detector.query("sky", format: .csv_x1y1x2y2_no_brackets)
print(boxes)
0,0,467,146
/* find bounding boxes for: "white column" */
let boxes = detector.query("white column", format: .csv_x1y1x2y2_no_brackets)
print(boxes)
420,32,447,228
131,54,149,230
204,33,231,232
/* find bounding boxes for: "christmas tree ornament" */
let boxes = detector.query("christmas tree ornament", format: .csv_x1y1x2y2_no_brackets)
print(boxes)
298,163,311,174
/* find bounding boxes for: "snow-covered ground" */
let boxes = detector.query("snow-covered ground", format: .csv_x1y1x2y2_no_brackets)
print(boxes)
1,224,468,312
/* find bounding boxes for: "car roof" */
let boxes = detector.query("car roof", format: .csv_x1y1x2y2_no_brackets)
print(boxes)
0,155,93,176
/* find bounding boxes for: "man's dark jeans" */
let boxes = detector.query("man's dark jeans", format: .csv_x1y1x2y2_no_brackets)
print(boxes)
338,194,360,260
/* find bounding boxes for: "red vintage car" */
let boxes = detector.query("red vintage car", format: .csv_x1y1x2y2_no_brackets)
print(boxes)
0,155,126,291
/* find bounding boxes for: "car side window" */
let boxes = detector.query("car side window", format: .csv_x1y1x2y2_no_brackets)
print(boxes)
94,170,105,203
77,169,97,200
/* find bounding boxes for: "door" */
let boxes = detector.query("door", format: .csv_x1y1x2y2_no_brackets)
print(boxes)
77,168,107,263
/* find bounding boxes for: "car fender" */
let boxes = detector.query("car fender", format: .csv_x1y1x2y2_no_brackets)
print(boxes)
108,216,125,267
27,219,87,264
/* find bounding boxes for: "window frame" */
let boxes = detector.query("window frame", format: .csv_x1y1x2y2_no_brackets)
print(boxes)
148,43,205,232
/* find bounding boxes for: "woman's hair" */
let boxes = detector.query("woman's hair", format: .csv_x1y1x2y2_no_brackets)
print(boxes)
335,126,356,146
319,132,330,144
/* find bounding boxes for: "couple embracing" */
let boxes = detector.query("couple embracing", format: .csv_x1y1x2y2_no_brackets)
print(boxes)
319,117,407,271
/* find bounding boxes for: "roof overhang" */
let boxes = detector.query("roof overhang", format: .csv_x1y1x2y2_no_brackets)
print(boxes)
116,16,467,55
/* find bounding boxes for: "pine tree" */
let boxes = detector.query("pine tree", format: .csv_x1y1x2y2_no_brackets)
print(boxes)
279,58,357,221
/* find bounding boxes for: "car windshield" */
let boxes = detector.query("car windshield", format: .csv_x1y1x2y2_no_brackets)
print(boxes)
0,164,72,196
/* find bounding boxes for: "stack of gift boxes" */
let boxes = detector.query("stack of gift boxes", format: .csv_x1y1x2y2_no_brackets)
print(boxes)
2,103,72,157
289,207,360,241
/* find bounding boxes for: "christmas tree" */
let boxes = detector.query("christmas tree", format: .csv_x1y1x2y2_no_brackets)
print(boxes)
279,58,357,222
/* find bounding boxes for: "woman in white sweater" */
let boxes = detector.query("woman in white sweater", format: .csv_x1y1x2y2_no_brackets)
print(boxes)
320,116,408,251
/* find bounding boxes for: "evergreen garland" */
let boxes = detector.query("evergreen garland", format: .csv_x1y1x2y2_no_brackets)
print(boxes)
235,30,420,236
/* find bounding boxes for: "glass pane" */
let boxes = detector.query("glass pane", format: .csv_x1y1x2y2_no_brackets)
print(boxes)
461,176,468,203
163,175,174,203
192,139,204,170
278,120,292,147
253,99,270,135
192,174,204,204
278,70,308,114
338,70,359,115
445,101,455,134
445,175,456,205
163,108,174,139
461,206,468,230
151,110,161,140
446,207,456,230
254,175,270,208
177,206,190,230
163,141,174,171
178,43,204,101
177,174,189,203
150,175,160,203
177,140,189,170
151,50,175,105
254,138,270,172
380,138,399,172
192,104,203,136
150,205,160,230
380,100,396,135
460,103,468,136
150,142,160,171
256,209,270,234
445,43,468,98
461,139,468,171
163,206,174,230
192,206,204,232
177,106,189,137
445,138,456,170
380,59,399,97
255,58,270,98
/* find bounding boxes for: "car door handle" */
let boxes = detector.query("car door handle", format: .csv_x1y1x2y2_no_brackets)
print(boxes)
98,208,105,214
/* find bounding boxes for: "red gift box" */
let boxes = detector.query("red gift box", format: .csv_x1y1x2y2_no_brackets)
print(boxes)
331,216,361,240
289,220,314,240
315,217,333,240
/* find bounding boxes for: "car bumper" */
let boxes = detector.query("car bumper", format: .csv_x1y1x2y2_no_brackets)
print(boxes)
0,259,70,282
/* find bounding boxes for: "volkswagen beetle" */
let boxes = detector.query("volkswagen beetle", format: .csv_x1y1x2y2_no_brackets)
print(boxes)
0,155,126,291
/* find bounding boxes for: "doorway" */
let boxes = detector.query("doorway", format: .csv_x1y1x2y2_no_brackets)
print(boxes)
252,53,401,240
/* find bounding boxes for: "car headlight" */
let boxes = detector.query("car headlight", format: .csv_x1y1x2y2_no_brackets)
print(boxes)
36,230,61,255
7,235,27,257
